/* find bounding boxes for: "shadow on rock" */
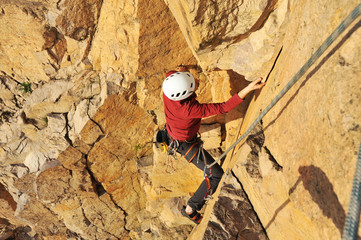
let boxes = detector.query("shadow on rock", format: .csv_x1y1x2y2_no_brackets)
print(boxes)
298,165,345,235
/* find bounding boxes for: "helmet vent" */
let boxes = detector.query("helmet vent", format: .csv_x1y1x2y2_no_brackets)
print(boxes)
187,73,191,77
176,93,180,97
171,94,174,97
190,83,193,88
182,90,187,96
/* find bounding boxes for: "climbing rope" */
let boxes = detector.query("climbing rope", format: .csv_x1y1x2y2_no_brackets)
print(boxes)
207,3,361,169
342,140,361,240
206,4,361,239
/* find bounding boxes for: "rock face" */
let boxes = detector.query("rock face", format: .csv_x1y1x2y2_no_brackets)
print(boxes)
1,0,360,239
164,0,284,80
203,170,269,240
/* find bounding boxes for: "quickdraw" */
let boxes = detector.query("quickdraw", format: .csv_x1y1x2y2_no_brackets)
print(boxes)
199,140,213,200
204,175,212,200
188,137,213,200
165,138,179,173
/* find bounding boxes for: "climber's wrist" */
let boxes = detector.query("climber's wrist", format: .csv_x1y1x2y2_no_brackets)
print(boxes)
238,86,251,99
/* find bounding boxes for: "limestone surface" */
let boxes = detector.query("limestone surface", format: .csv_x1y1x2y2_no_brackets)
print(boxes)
0,0,360,239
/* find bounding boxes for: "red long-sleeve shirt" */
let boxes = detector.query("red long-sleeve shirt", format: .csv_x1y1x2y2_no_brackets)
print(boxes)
163,92,243,141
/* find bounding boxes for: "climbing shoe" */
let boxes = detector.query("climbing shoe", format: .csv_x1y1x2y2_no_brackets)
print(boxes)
181,206,202,224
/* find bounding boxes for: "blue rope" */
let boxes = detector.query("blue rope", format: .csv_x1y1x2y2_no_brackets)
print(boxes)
206,3,361,239
343,141,361,240
208,3,361,168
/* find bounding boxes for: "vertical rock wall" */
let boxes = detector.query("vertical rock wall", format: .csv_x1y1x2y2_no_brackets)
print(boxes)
242,1,361,238
189,0,361,240
1,0,360,239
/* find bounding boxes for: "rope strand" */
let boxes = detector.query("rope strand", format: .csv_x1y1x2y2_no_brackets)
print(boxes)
207,3,361,169
204,4,361,239
342,140,361,240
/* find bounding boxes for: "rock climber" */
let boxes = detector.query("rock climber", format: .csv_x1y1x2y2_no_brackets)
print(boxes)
162,65,265,224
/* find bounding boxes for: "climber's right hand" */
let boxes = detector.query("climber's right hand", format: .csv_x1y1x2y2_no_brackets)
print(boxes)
238,77,265,99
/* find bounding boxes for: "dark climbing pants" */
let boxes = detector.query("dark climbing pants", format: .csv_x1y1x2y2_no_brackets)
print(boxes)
177,139,224,211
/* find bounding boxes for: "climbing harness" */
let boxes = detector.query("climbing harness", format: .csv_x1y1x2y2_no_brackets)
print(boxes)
207,3,361,169
184,140,200,163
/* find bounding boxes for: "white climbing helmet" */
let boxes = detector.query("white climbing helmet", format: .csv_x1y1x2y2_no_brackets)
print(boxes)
162,72,196,101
